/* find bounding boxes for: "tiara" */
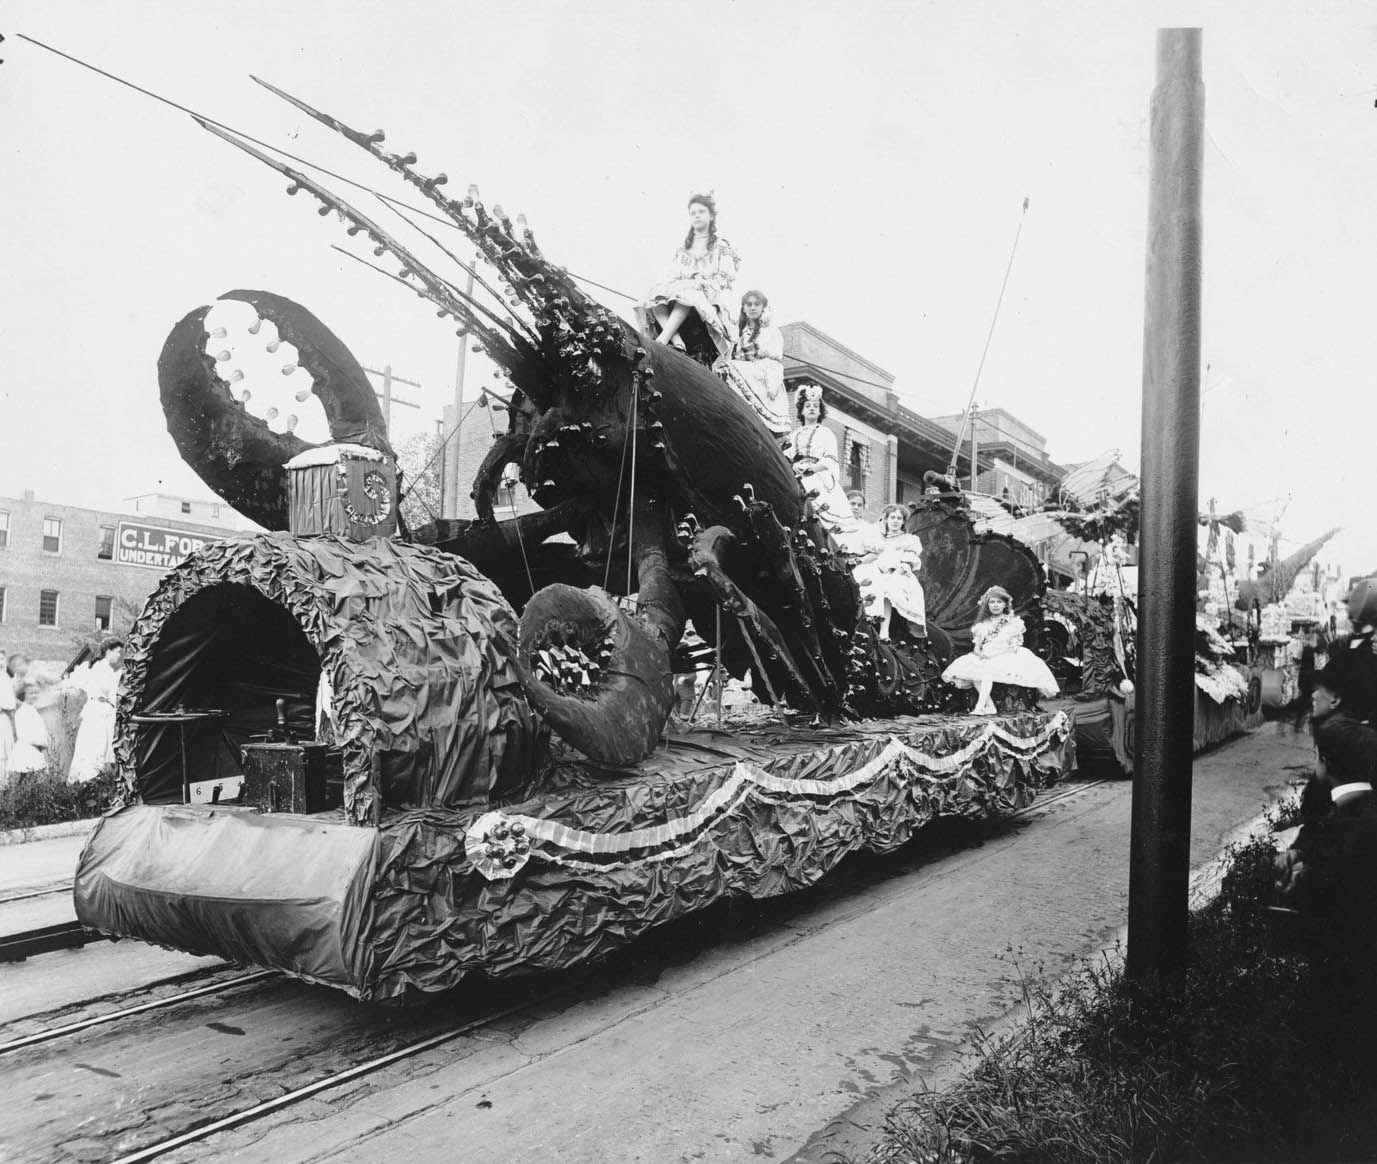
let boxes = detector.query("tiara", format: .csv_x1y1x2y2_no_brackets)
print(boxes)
800,383,823,402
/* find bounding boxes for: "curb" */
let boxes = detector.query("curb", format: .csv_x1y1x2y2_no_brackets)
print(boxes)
0,817,100,847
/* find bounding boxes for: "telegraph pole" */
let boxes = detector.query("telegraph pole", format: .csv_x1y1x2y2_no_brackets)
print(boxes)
1127,28,1205,990
363,365,422,432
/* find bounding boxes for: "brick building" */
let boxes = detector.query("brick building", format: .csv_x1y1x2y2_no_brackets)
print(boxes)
781,322,989,514
931,408,1065,509
0,490,243,661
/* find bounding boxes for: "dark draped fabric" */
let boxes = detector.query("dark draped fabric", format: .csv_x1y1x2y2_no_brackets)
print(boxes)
135,584,319,803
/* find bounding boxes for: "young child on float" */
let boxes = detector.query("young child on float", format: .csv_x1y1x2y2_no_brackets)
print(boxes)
941,585,1059,714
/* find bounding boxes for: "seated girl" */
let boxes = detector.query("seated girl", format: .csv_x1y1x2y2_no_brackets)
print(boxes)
781,383,863,548
852,504,926,641
715,290,789,435
635,193,740,362
941,585,1059,713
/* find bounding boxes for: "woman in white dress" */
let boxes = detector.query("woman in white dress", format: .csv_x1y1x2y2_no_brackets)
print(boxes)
68,638,123,783
7,680,50,776
715,290,788,435
781,383,863,548
941,586,1059,713
636,193,740,358
852,504,926,641
0,652,16,783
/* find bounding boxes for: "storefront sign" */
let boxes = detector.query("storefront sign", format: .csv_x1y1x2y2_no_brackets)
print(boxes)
115,522,210,570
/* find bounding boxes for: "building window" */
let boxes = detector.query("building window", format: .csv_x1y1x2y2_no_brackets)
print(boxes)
211,504,221,518
98,524,116,560
848,444,866,492
42,517,62,554
180,501,192,514
0,586,6,623
0,510,8,548
94,595,113,632
39,590,59,627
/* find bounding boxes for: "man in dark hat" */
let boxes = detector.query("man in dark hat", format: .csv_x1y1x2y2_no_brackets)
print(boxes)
1278,661,1377,1061
1323,577,1377,725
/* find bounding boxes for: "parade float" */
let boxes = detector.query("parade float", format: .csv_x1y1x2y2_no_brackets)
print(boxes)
74,84,1073,1001
1023,473,1274,774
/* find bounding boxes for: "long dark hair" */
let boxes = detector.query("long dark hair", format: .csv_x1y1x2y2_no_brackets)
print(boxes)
737,289,767,346
684,193,719,252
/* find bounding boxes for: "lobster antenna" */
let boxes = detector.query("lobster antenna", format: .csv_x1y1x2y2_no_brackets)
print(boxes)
196,118,524,367
369,194,538,344
250,76,602,328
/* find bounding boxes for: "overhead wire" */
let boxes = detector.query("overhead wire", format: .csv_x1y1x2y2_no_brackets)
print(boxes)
945,197,1031,479
23,32,969,427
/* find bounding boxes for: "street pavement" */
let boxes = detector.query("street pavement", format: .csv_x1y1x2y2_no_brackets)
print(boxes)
111,722,1308,1164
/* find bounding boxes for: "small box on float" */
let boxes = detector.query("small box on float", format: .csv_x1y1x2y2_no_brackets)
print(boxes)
285,442,398,539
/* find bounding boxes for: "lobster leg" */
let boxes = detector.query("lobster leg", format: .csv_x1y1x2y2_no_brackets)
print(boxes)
688,526,823,714
737,493,845,710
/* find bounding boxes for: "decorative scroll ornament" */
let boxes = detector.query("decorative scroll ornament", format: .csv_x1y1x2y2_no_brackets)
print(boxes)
463,713,1071,880
338,464,393,526
465,810,533,879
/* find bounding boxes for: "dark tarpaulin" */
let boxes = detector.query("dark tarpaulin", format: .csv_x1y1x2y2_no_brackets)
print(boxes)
77,710,1073,1001
115,533,539,820
361,710,1074,1000
75,804,380,992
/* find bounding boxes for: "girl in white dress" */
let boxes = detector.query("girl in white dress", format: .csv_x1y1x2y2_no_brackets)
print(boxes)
0,652,16,783
68,639,124,783
852,504,926,640
7,680,50,775
636,193,740,358
716,290,788,435
941,586,1059,713
781,384,863,548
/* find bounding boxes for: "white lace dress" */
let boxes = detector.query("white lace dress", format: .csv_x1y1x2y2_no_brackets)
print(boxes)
942,614,1059,698
715,322,789,435
853,531,927,630
782,423,862,544
636,238,741,357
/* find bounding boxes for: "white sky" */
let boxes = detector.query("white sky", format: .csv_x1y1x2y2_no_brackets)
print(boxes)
2,1,1374,572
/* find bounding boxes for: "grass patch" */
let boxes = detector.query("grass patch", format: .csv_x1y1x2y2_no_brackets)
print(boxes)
857,797,1377,1163
0,768,123,832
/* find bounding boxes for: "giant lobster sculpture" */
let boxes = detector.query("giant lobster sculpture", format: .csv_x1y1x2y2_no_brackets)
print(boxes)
157,79,1045,778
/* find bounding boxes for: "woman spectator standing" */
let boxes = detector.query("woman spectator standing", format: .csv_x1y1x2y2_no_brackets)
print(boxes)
7,680,49,775
67,638,123,783
636,193,740,360
0,651,15,784
716,290,788,435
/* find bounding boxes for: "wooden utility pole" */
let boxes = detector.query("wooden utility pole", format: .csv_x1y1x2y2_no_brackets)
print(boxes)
363,365,422,432
1127,28,1205,989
